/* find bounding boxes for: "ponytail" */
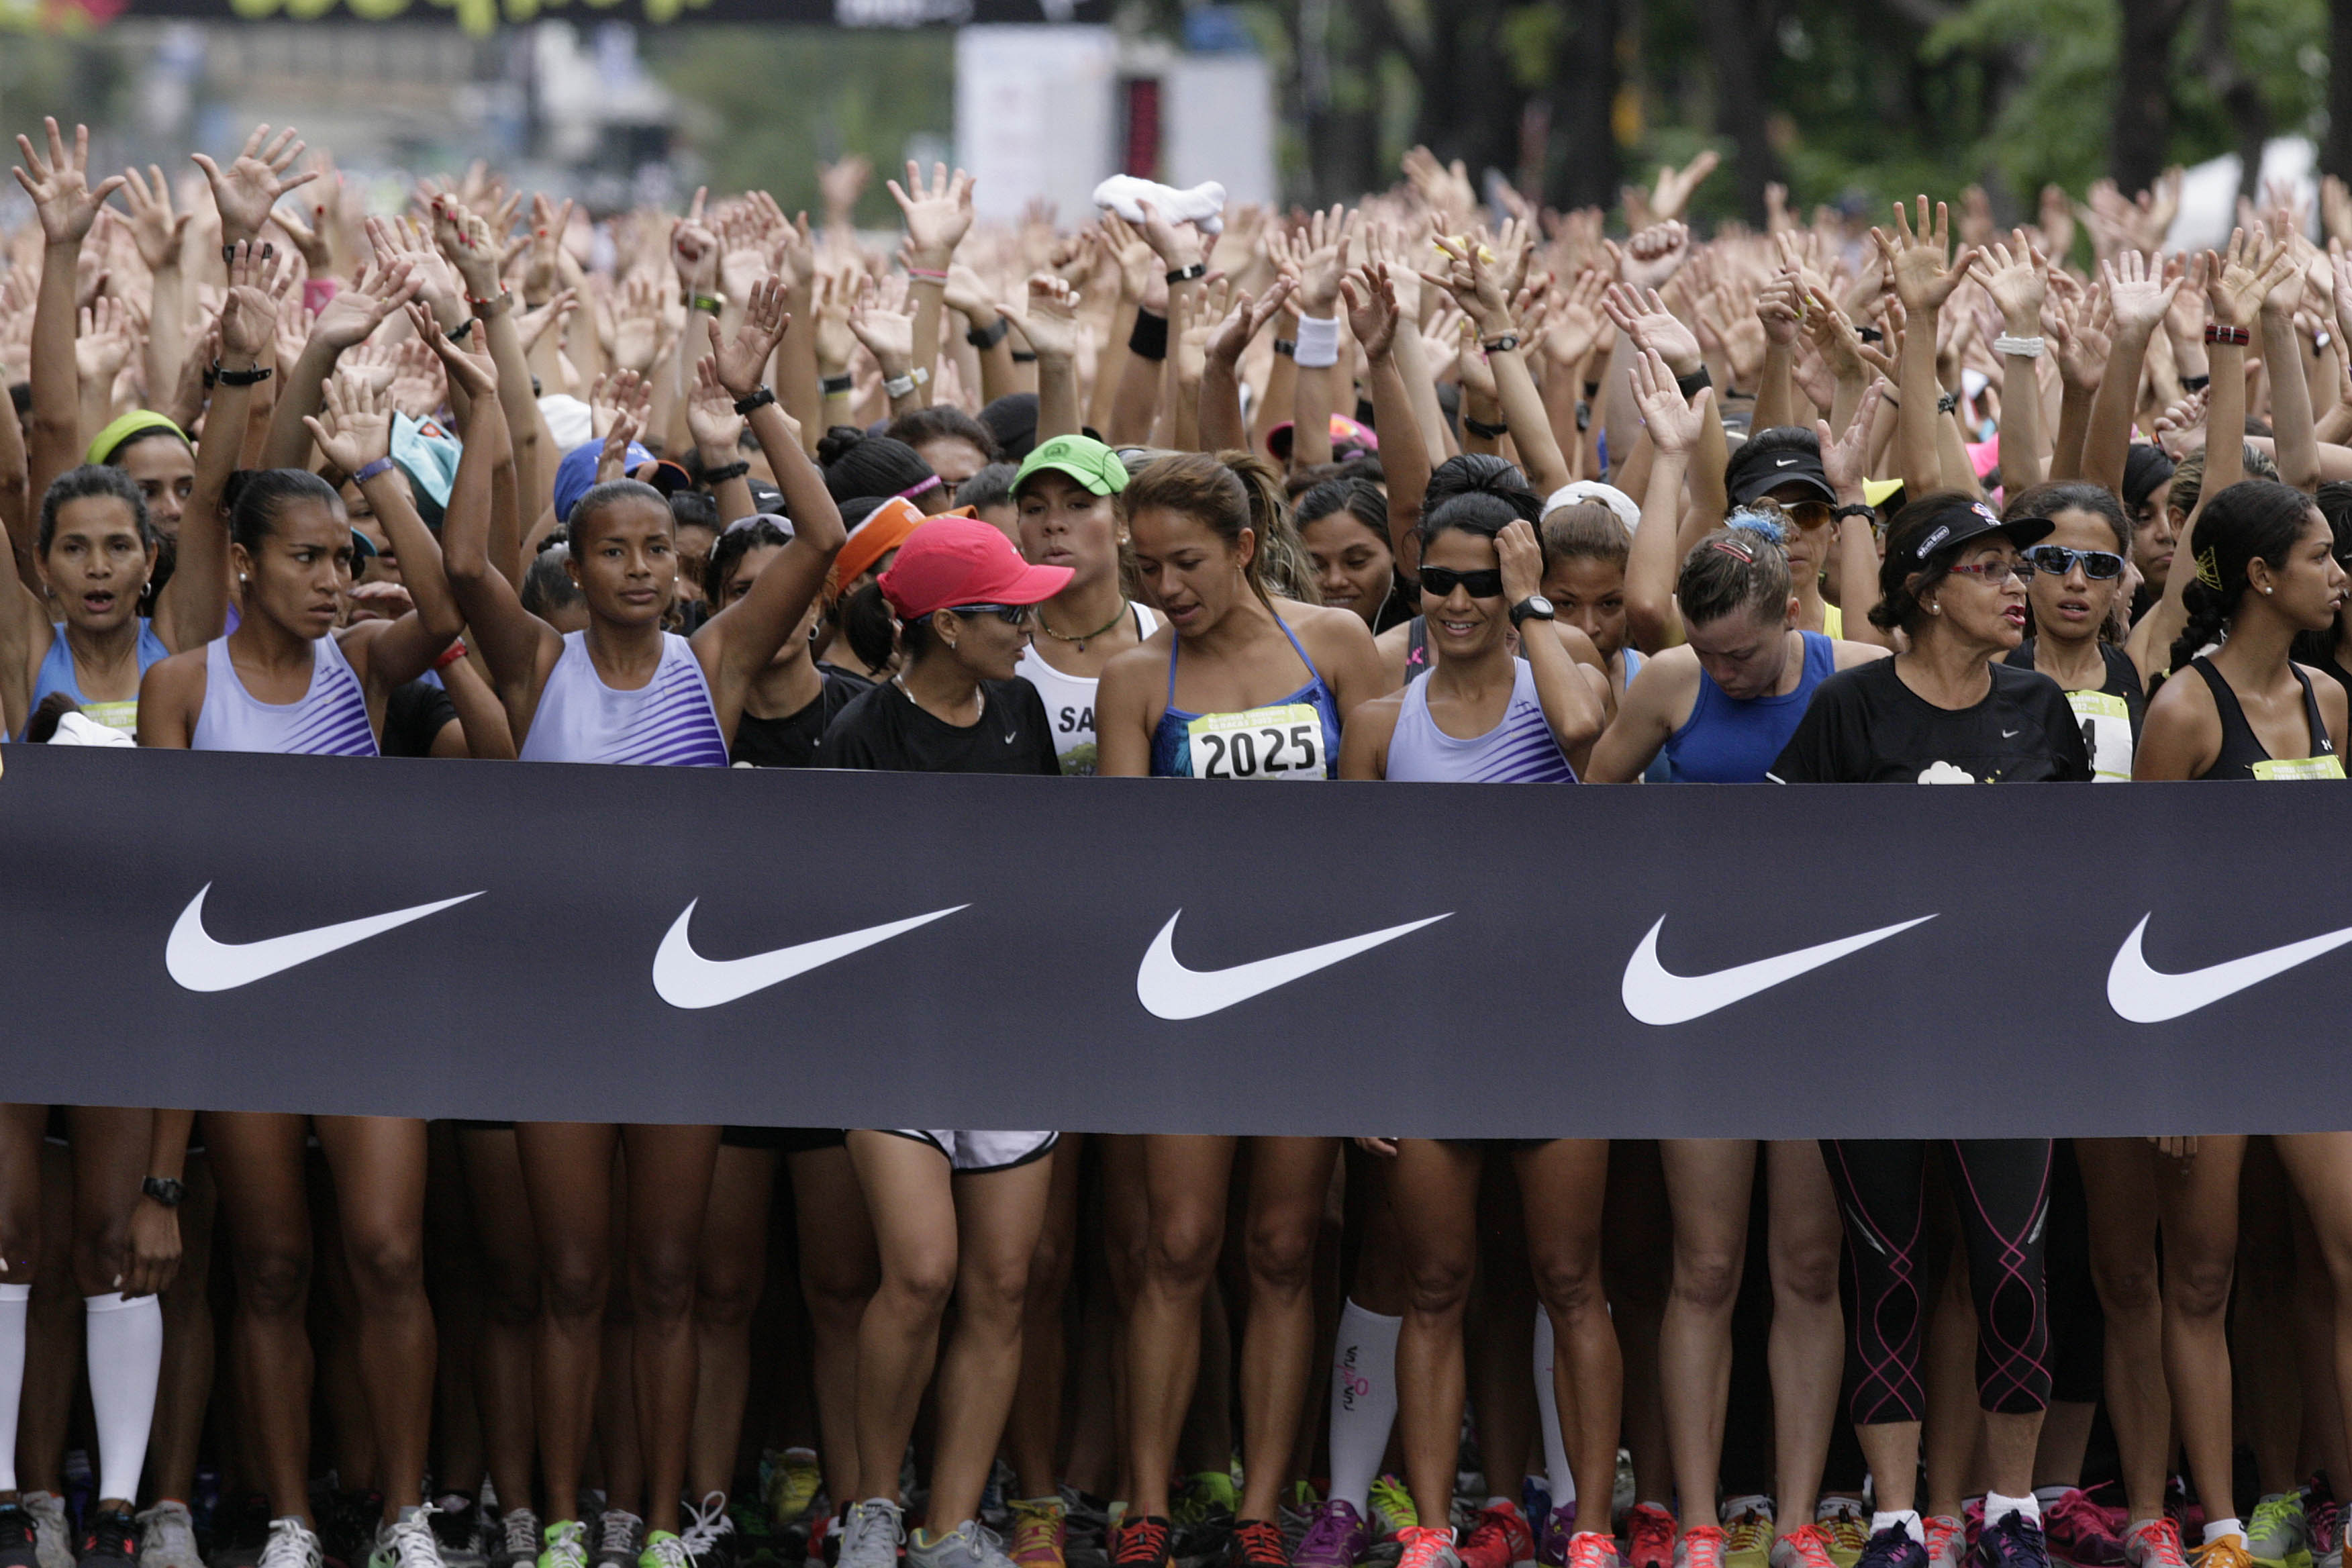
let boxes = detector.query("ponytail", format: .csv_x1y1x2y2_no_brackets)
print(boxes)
2168,479,2316,672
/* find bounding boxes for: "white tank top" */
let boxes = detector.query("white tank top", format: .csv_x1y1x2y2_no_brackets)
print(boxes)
520,630,728,767
191,633,379,756
1015,603,1159,775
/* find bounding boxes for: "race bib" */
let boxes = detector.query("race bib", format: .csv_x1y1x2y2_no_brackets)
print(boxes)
2066,691,2134,783
81,699,138,736
1187,703,1327,780
2252,754,2346,781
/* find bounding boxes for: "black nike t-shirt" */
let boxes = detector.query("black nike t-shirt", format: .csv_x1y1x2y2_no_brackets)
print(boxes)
382,678,459,758
818,677,1062,776
1769,656,2092,783
732,669,873,768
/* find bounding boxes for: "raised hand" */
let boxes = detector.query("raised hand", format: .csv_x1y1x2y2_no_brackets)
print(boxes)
192,124,318,247
810,269,858,373
405,299,495,399
847,278,914,375
76,295,138,389
1609,219,1691,291
1337,264,1398,361
1600,282,1702,376
1816,383,1885,493
671,187,718,293
1422,233,1514,338
687,356,747,458
2206,226,2298,330
603,274,663,374
1497,518,1545,607
219,240,290,361
889,160,975,266
1628,344,1711,456
2045,281,2113,393
2153,388,2210,458
818,154,872,224
429,196,502,300
313,258,420,351
118,164,188,272
588,367,650,441
1400,145,1477,224
1756,269,1804,348
13,119,127,248
1286,205,1359,317
1981,230,2049,334
998,273,1085,362
714,275,791,397
516,288,576,356
1648,150,1721,224
1874,197,1979,313
302,373,397,474
524,193,576,305
1542,266,1609,371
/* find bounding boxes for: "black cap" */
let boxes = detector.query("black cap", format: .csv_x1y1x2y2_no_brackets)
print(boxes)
1726,438,1836,506
979,393,1041,462
1904,496,2055,564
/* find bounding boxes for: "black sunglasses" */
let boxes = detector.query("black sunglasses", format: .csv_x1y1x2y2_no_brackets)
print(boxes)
944,603,1033,625
2022,545,2125,581
1419,565,1506,599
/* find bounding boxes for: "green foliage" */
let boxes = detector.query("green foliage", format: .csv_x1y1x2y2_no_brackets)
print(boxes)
644,26,951,224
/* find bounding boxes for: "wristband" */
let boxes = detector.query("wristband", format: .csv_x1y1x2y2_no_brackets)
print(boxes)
1010,350,1038,363
1293,314,1342,370
1463,415,1510,440
883,366,930,399
965,315,1011,350
1857,326,1885,344
446,318,477,342
2206,324,2251,346
352,456,398,485
469,290,514,319
2180,374,2212,393
691,293,724,316
1992,334,2045,358
1273,338,1297,358
1165,262,1206,285
1674,364,1710,399
703,460,751,483
732,386,777,416
432,640,469,672
905,266,949,282
1128,309,1169,362
1481,333,1522,354
820,372,853,397
213,361,272,387
1937,389,1961,415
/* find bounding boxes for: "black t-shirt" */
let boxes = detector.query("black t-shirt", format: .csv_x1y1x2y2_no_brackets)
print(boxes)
1769,656,2092,783
382,677,459,758
818,677,1062,775
2005,637,2145,781
732,668,873,768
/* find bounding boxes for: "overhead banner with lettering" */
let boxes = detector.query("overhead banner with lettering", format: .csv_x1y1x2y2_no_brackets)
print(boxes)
3,746,2345,1140
60,0,1101,32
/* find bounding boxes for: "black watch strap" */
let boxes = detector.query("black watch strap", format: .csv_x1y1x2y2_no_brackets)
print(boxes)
966,315,1011,350
1509,597,1555,628
1832,503,1877,524
143,1175,185,1208
732,387,777,416
1674,364,1711,399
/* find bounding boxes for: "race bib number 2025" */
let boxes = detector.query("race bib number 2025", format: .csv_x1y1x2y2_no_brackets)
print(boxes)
1187,703,1328,780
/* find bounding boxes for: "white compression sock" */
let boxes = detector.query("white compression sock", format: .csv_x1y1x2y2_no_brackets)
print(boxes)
85,1293,162,1504
1533,1308,1573,1508
2204,1520,2245,1546
1872,1511,1925,1546
0,1283,26,1493
1328,1299,1401,1514
1983,1493,2041,1528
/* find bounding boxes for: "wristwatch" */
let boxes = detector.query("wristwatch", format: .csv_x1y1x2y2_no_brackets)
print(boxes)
142,1176,185,1209
1508,595,1557,630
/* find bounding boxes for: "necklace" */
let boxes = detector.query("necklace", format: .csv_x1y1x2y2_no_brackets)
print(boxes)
1036,599,1131,650
894,671,983,724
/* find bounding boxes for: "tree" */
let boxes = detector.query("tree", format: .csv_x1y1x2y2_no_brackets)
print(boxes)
2112,0,2194,194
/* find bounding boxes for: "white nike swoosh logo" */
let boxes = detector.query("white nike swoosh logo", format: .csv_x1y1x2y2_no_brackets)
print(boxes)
167,883,483,992
1622,913,1937,1024
1137,910,1450,1020
654,901,967,1009
1774,457,1798,466
2106,914,2352,1022
2002,728,2020,738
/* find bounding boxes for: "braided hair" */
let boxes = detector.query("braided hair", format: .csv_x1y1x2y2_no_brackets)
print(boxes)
2168,479,2320,673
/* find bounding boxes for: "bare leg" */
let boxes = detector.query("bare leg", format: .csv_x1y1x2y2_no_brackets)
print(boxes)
1516,1140,1620,1531
924,1154,1054,1530
148,1153,217,1504
620,1124,722,1537
1236,1138,1340,1523
1124,1136,1237,1520
458,1128,540,1521
691,1143,777,1503
2155,1137,2244,1526
2076,1140,2167,1524
786,1142,879,1510
845,1132,963,1508
206,1112,318,1522
1008,1134,1083,1501
315,1118,435,1523
518,1122,622,1528
1658,1140,1757,1534
1386,1140,1483,1526
1767,1141,1845,1526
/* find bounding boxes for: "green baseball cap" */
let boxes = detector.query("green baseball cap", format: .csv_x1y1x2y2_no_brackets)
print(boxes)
1014,434,1129,497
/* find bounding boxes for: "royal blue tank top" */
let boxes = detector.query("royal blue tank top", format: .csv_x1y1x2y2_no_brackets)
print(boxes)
1663,630,1834,783
23,618,170,738
1150,614,1344,779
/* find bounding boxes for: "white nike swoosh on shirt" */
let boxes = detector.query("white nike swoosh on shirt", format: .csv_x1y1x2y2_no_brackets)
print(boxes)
166,883,483,992
653,901,968,1009
1621,913,1937,1024
2002,728,2021,738
2106,914,2352,1023
1136,910,1451,1020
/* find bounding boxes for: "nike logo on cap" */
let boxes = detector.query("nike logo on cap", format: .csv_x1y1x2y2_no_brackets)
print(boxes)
1622,913,1937,1025
1137,910,1449,1020
167,883,483,992
1774,457,1799,467
653,901,967,1009
2106,914,2352,1022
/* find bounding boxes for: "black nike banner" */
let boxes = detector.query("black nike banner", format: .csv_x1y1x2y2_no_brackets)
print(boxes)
5,746,2347,1139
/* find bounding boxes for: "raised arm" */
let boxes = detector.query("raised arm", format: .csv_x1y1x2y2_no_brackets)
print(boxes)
15,119,128,509
1875,197,1980,500
1622,344,1711,652
436,199,555,524
2082,250,2183,495
1499,516,1605,753
119,166,190,430
887,162,974,405
1819,385,1896,650
1199,277,1295,456
1285,205,1358,472
2257,242,2322,495
1001,273,1089,444
261,255,418,469
305,372,463,687
1424,236,1571,496
1340,263,1428,546
1980,231,2049,492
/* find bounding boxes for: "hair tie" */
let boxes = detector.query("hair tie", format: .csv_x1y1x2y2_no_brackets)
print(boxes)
1726,509,1786,544
895,474,943,501
1708,538,1756,563
2194,545,2223,591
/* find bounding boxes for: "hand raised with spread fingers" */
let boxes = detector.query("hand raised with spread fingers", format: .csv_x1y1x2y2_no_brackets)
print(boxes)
1628,343,1712,458
193,124,319,246
1873,196,1979,313
714,275,792,399
13,118,127,248
999,273,1086,363
303,373,398,475
890,160,975,266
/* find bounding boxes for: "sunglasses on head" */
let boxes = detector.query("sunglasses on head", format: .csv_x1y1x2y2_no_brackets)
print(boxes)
2022,544,2125,581
944,602,1033,625
1419,565,1506,599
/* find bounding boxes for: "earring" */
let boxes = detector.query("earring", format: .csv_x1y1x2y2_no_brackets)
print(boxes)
2263,585,2274,595
1926,600,1940,615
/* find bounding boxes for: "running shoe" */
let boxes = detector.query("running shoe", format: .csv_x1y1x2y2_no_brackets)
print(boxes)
769,1455,824,1534
2304,1503,2337,1568
1724,1508,1776,1568
1112,1518,1173,1568
1622,1508,1672,1568
1008,1500,1068,1568
432,1501,487,1568
2190,1538,2257,1568
132,1504,198,1568
538,1523,589,1568
2043,1496,2125,1568
1565,1534,1620,1568
910,1522,1019,1568
371,1509,452,1568
1819,1507,1869,1568
1292,1503,1368,1568
1856,1528,1928,1568
1928,1520,1965,1568
1228,1522,1289,1568
596,1515,645,1568
1970,1515,2050,1568
680,1497,738,1568
0,1506,40,1568
1395,1528,1462,1568
75,1509,138,1568
2123,1522,2190,1568
495,1515,544,1568
261,1519,328,1568
1459,1506,1534,1568
1771,1525,1838,1568
840,1504,906,1568
1537,1508,1576,1568
1370,1484,1419,1542
2248,1499,2311,1568
1679,1526,1728,1568
1178,1483,1239,1532
24,1495,72,1568
637,1534,691,1568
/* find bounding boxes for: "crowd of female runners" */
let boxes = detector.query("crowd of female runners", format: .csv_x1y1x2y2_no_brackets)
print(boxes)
9,111,2352,1568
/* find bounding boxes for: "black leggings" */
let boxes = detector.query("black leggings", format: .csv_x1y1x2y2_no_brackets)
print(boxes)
1822,1138,2054,1425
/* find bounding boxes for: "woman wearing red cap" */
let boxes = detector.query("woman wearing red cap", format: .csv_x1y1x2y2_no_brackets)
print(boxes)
815,513,1068,1568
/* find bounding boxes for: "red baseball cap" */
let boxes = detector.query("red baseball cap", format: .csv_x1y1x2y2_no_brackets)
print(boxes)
879,516,1074,620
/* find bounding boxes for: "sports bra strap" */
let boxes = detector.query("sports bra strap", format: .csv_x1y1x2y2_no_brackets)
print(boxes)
1167,609,1322,709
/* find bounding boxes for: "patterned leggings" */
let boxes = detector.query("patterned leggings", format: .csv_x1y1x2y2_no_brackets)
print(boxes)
1822,1138,2054,1424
